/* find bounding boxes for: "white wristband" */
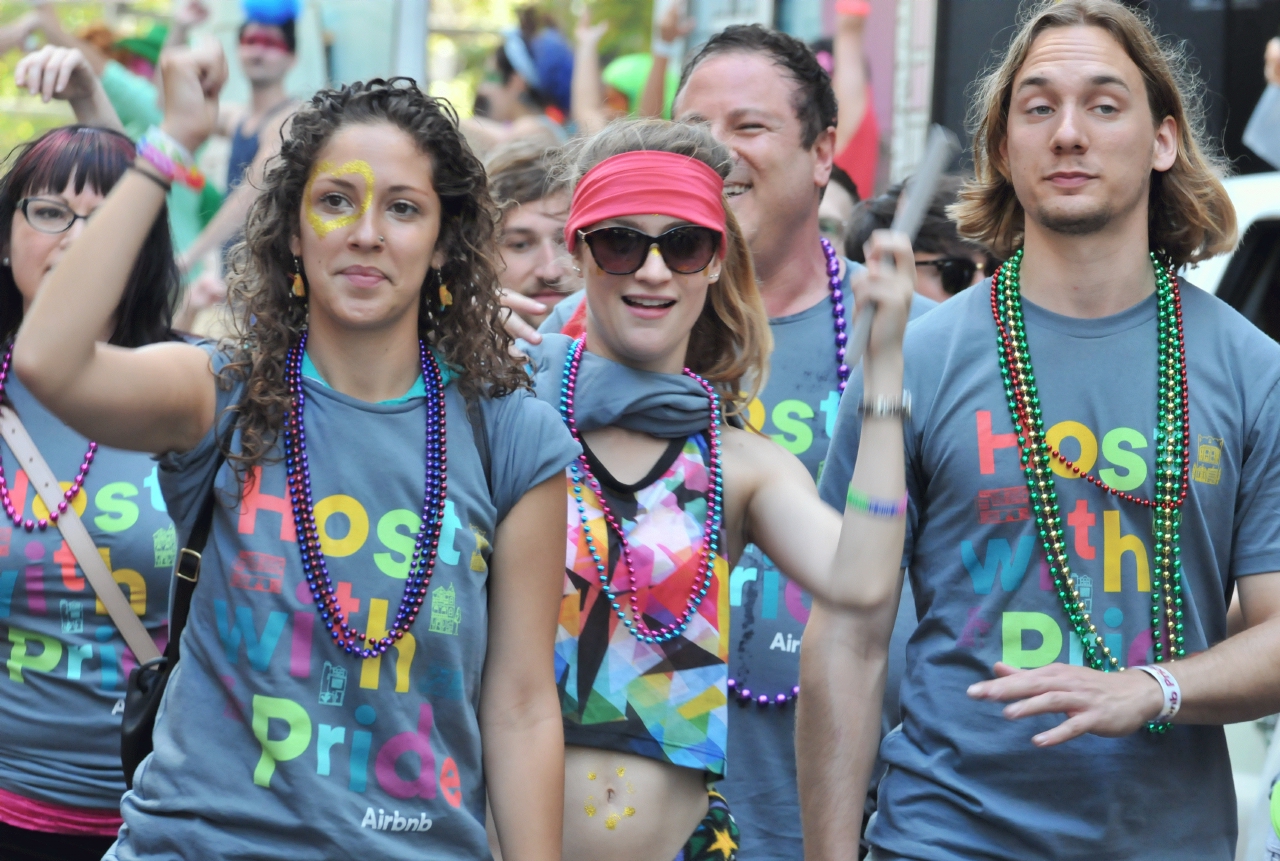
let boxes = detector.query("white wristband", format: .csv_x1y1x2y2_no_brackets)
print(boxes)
1133,664,1181,722
651,38,679,59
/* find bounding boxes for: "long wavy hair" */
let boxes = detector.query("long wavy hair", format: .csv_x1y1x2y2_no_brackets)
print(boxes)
562,118,772,417
950,0,1237,267
222,78,525,481
1,125,178,347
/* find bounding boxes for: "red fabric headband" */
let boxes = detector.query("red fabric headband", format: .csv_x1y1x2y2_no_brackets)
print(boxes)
565,150,727,256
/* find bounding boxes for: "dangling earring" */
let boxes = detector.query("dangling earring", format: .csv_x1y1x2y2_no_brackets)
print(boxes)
291,256,306,298
436,269,453,307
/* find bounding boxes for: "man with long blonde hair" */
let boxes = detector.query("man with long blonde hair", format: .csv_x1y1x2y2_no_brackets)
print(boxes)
799,1,1280,858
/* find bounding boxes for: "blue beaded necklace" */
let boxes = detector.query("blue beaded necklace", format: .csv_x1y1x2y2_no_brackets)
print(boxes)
284,332,449,659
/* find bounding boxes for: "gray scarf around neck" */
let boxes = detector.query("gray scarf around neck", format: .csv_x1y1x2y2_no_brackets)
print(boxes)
522,334,711,439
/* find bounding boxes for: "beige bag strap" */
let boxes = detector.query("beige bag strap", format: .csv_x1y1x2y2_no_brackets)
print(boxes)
0,404,161,663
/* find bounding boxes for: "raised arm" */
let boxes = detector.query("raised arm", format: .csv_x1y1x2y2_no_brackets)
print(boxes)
15,45,123,131
30,2,109,76
179,109,292,270
569,7,608,137
0,11,37,55
12,43,228,455
744,234,913,611
638,2,693,118
482,474,567,861
832,1,871,155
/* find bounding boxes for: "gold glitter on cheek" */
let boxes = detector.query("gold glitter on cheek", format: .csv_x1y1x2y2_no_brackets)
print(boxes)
304,159,376,238
584,797,596,817
605,813,621,830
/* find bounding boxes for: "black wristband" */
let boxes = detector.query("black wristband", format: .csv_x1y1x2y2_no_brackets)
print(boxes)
127,163,172,193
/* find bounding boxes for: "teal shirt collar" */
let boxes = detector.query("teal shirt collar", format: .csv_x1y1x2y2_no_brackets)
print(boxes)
301,350,454,404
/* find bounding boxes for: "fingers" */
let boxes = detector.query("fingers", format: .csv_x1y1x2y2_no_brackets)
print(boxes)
497,301,542,345
968,664,1064,702
1032,714,1092,747
1000,690,1084,720
54,48,80,99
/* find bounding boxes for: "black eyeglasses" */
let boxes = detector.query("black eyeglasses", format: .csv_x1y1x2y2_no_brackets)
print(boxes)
579,225,721,276
916,257,981,295
19,197,92,235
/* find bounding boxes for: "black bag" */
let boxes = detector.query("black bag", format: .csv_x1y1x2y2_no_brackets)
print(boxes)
121,428,228,788
120,399,491,788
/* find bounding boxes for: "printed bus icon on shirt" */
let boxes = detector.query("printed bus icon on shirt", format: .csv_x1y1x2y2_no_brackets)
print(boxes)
230,551,286,594
976,486,1031,524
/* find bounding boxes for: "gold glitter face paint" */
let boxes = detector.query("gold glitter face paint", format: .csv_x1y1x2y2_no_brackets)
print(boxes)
304,159,376,237
605,813,621,830
615,766,626,777
584,796,596,817
587,772,597,781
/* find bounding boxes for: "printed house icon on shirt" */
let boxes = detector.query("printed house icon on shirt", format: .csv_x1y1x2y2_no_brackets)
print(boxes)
1192,436,1224,485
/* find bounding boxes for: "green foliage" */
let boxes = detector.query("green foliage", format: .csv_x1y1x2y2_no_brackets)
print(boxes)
0,1,169,158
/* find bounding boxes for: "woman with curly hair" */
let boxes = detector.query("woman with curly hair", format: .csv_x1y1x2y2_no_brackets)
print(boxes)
14,43,575,861
517,118,916,861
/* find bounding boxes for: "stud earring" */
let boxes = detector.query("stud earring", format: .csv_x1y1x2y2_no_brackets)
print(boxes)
291,256,306,298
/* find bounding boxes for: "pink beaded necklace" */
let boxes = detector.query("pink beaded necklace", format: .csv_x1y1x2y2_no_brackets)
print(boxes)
0,342,97,532
559,337,725,644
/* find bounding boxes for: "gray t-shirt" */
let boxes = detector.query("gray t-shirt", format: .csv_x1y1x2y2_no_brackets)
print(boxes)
0,376,174,809
109,348,579,861
721,265,933,858
819,281,1280,860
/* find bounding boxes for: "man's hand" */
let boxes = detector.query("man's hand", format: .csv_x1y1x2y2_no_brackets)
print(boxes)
658,1,695,44
16,45,97,103
967,661,1166,747
498,290,546,346
158,40,228,153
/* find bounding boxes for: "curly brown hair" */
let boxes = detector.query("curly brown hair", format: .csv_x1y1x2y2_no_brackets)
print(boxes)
950,0,1237,267
562,118,772,418
221,78,526,485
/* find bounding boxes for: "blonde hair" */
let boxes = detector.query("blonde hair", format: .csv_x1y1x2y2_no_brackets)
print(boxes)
951,0,1236,266
564,118,772,417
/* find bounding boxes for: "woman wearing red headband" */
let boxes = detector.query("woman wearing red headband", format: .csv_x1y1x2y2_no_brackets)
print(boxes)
519,119,916,861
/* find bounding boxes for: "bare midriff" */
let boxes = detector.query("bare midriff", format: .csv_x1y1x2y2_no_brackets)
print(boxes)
562,745,709,861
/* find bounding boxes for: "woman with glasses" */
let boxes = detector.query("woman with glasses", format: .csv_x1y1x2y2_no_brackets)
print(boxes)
846,175,1000,303
14,45,576,861
0,120,181,860
518,118,916,861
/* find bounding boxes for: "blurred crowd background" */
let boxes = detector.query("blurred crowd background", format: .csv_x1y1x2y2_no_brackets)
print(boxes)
3,2,1280,856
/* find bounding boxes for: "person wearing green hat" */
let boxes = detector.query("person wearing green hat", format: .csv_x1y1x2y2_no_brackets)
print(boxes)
28,2,222,265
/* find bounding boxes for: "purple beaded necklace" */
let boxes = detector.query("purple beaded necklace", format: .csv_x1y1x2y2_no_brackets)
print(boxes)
559,336,725,644
0,342,97,532
284,333,448,659
727,240,846,708
822,237,851,394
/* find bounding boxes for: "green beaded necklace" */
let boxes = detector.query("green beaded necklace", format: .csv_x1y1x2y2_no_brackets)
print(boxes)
991,249,1190,731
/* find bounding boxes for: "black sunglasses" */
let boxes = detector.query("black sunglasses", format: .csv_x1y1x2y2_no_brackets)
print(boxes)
579,225,720,276
916,257,981,295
